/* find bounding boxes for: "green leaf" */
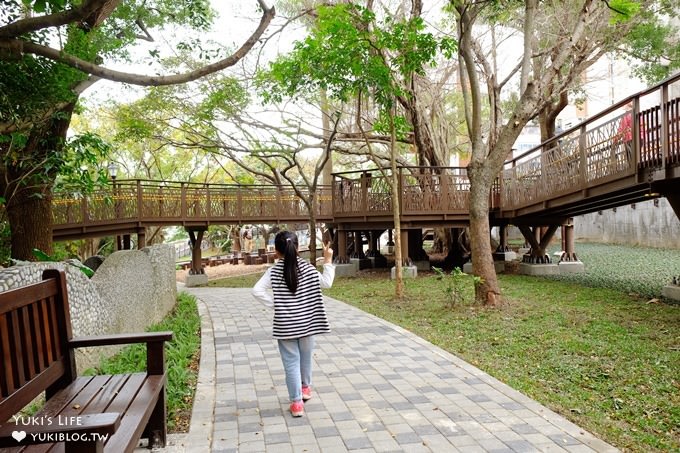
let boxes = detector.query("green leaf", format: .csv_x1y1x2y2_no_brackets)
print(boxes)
32,248,53,261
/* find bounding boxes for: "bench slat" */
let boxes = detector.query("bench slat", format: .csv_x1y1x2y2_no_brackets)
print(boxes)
39,300,56,367
85,375,135,414
104,375,165,452
28,304,45,375
0,280,58,316
12,375,114,453
10,310,27,390
0,362,66,424
0,314,13,397
19,305,37,380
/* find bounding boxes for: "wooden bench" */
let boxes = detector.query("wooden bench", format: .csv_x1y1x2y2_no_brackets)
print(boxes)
0,269,173,452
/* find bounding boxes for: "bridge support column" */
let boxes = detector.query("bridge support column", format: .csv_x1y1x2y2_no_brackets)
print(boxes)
408,229,430,271
392,229,417,279
518,225,560,276
386,229,395,254
518,225,558,263
400,230,410,265
336,228,348,262
351,232,366,259
560,219,577,261
493,225,517,261
185,228,208,287
350,231,370,270
558,218,585,273
137,230,146,249
366,230,387,268
334,228,357,277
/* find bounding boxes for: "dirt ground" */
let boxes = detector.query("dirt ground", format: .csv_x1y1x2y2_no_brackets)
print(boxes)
175,262,270,283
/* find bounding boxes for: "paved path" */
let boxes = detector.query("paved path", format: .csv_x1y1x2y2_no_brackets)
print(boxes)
174,286,618,453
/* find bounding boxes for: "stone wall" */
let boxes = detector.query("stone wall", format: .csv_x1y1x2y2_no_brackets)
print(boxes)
0,244,176,371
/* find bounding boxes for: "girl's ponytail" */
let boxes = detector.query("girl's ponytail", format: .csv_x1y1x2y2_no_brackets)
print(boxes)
274,231,299,292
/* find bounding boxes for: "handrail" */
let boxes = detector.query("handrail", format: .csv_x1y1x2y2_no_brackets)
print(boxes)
507,70,680,165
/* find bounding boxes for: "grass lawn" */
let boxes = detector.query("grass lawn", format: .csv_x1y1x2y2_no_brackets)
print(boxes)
209,255,679,453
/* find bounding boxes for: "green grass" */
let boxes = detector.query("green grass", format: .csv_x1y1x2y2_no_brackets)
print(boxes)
326,273,679,453
209,247,680,453
84,292,201,432
544,242,680,299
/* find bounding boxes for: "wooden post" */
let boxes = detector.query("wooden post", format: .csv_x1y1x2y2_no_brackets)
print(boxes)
580,124,588,187
562,218,577,261
661,83,669,171
400,229,410,265
337,227,347,262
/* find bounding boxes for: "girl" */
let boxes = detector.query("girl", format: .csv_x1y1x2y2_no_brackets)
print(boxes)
252,230,335,417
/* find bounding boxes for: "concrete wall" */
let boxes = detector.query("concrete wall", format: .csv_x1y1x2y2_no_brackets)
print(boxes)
574,199,680,248
0,244,177,371
506,199,680,249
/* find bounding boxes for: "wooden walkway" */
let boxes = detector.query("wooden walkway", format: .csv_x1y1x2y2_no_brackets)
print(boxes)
52,74,680,240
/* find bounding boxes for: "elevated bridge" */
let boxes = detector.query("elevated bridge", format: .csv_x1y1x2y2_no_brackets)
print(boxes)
52,73,680,267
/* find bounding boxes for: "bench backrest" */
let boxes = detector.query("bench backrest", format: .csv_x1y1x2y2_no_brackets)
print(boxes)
0,269,76,422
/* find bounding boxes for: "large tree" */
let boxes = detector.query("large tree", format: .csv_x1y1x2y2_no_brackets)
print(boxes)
258,2,455,298
451,0,655,304
0,0,274,259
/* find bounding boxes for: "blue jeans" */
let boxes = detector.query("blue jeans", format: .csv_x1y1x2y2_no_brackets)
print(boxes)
278,336,315,402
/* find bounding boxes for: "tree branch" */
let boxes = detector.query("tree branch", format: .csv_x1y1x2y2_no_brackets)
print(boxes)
0,1,275,86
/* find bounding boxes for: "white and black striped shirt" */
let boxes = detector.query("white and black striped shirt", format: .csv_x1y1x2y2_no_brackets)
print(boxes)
252,258,335,339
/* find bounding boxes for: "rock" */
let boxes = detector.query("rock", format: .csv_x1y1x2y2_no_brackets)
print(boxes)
83,255,105,272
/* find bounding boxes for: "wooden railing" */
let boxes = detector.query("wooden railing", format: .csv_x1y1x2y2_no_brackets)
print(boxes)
332,167,482,219
51,74,680,233
502,72,680,211
53,181,334,229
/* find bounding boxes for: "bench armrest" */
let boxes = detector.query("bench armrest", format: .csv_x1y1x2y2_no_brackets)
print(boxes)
69,332,173,375
0,413,120,448
69,332,173,348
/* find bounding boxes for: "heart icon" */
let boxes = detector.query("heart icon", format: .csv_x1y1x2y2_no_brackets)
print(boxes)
12,430,26,442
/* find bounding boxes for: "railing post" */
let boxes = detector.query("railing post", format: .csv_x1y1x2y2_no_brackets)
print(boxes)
206,184,211,219
633,97,641,171
331,176,336,216
360,172,368,215
81,193,89,225
136,180,143,223
441,168,449,211
237,186,242,221
180,183,187,219
660,83,669,170
398,167,403,215
580,124,588,187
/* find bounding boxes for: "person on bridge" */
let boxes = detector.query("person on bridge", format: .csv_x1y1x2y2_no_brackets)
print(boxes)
615,103,645,166
252,231,335,417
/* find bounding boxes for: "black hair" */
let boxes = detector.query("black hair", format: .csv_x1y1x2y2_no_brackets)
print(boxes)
274,230,299,292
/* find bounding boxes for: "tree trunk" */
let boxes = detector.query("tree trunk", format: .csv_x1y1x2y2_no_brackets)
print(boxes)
7,185,53,260
2,103,75,261
309,212,318,264
467,165,501,306
538,91,568,142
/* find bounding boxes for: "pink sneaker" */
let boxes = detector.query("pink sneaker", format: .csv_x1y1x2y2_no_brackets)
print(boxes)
290,401,304,417
302,386,312,401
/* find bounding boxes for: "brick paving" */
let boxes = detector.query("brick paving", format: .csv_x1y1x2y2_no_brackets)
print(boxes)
173,286,619,453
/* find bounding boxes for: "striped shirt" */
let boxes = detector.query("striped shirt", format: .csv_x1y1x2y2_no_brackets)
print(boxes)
252,258,335,339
